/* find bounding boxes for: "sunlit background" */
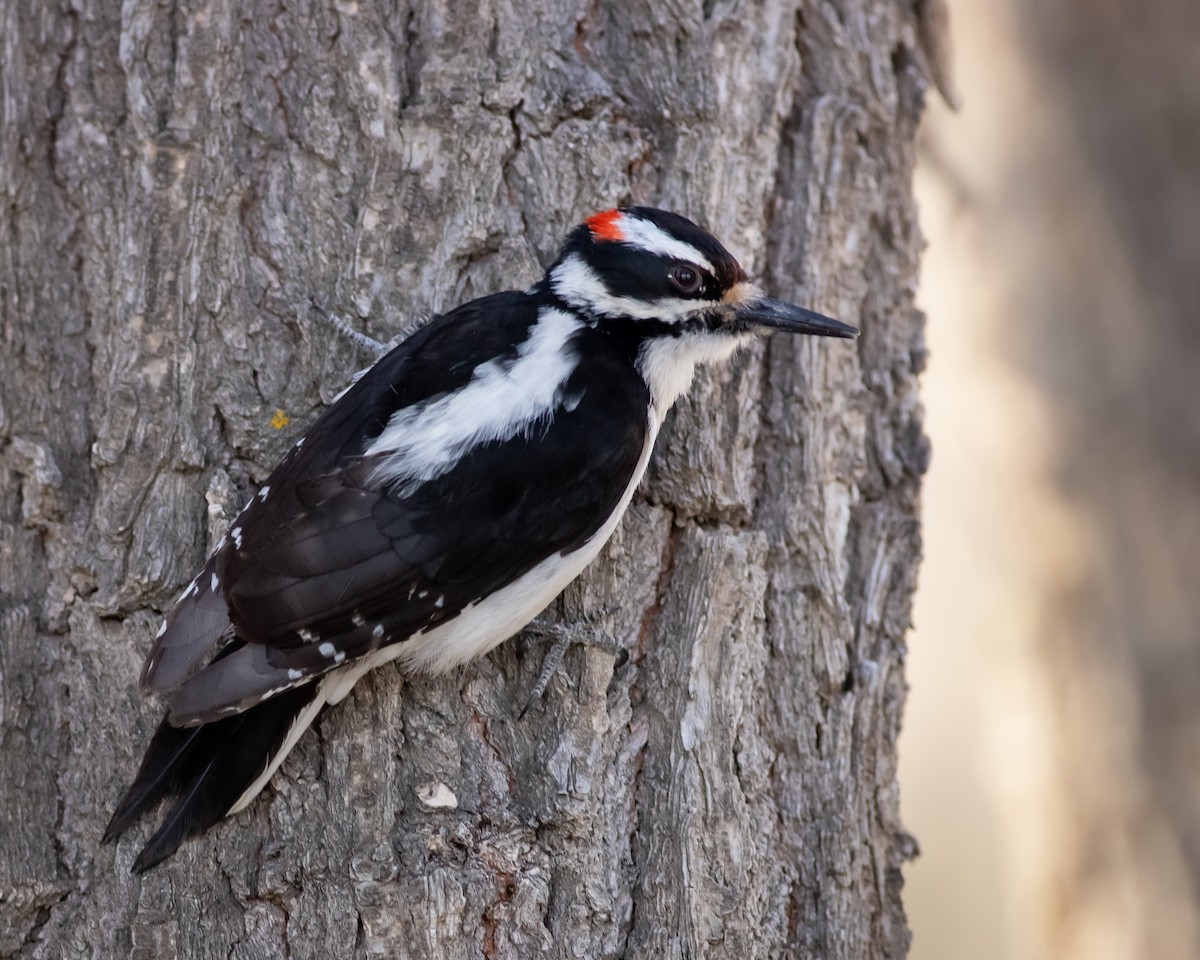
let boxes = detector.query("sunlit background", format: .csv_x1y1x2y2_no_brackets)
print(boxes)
901,1,1200,958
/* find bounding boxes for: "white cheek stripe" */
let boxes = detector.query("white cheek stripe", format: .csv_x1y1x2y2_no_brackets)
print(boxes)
551,255,705,323
365,307,582,488
617,215,715,273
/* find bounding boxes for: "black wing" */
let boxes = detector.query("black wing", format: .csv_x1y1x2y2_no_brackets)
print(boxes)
141,295,650,724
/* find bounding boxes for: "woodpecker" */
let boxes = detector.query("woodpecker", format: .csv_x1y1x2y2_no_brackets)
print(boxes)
103,206,857,872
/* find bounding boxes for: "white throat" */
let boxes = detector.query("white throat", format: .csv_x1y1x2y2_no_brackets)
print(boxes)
636,332,753,419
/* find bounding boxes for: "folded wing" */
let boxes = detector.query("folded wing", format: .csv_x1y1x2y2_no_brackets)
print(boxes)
139,302,651,727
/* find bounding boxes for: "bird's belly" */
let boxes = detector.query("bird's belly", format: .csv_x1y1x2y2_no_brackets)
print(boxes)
322,419,656,704
397,544,600,674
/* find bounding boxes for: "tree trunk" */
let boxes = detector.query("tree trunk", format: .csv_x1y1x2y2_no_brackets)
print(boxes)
0,1,927,956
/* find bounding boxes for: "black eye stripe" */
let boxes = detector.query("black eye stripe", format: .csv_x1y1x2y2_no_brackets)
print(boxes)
584,244,722,305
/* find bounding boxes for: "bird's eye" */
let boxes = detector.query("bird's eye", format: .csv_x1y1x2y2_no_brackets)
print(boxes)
669,265,702,294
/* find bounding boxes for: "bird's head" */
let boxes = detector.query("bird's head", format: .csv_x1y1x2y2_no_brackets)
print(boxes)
546,206,858,344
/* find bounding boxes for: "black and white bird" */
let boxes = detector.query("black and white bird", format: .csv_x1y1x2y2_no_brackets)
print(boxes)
103,206,856,872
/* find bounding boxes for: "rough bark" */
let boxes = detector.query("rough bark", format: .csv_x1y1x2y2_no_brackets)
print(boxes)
0,1,927,957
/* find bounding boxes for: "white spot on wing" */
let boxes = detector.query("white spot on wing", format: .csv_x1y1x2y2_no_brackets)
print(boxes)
364,307,583,489
300,409,663,709
319,641,336,657
210,572,220,592
372,624,384,639
562,389,584,412
287,668,303,680
258,485,271,501
298,628,315,642
231,526,243,548
156,621,167,639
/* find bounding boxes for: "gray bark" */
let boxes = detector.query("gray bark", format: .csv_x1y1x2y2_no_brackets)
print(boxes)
0,1,927,957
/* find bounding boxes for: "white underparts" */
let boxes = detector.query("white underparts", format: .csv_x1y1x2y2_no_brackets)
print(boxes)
636,330,754,415
365,307,583,489
312,414,658,715
223,417,661,821
400,417,657,675
221,282,747,820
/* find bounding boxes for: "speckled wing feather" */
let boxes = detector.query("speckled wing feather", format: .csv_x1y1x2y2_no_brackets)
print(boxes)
141,295,650,726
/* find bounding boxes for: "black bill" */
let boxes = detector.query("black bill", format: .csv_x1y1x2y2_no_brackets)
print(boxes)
736,297,858,339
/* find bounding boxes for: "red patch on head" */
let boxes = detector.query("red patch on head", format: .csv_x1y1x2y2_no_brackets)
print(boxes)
586,209,625,242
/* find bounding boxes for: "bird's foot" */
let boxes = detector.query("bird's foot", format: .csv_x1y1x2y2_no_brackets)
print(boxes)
518,608,623,717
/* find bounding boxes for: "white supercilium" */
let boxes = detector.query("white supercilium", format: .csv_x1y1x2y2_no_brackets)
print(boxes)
615,214,716,272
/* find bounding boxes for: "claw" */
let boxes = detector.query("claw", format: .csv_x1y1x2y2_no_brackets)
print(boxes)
519,633,571,718
517,608,620,716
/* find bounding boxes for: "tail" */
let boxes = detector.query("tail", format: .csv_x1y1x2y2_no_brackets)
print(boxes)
103,681,325,873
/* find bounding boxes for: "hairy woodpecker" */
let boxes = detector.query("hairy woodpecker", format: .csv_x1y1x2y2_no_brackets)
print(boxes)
104,206,857,872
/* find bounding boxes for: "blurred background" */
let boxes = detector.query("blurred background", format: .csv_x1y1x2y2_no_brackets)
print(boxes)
900,1,1200,958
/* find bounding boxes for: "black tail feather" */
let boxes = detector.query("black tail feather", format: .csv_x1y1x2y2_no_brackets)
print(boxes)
102,721,207,843
104,683,322,873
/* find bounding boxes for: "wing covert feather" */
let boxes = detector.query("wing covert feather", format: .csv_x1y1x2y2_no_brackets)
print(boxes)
154,301,651,722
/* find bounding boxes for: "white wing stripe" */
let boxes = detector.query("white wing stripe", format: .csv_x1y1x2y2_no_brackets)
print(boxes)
365,307,583,488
